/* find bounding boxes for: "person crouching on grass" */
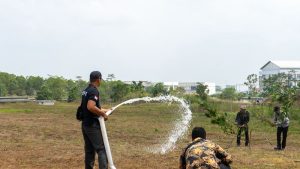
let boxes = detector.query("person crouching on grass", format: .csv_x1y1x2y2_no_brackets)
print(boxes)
180,127,232,169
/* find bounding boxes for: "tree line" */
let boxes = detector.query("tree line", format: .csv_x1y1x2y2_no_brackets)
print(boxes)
0,72,171,102
0,71,299,106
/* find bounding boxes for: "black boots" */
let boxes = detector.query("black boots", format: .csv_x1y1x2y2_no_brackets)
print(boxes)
274,147,281,150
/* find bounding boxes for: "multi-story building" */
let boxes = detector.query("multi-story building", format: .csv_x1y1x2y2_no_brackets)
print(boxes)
259,60,300,88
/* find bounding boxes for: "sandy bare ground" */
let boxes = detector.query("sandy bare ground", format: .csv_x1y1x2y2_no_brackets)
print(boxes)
0,102,300,169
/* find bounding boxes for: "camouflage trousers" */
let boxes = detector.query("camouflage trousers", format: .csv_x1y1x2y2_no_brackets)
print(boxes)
237,127,249,146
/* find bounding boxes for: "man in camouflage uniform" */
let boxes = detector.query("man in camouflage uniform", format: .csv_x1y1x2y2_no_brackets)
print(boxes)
235,105,250,146
180,127,232,169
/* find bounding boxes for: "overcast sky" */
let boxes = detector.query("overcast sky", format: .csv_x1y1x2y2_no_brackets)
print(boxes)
0,0,299,85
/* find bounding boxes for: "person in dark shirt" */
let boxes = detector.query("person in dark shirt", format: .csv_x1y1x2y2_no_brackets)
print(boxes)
235,105,250,146
81,71,111,169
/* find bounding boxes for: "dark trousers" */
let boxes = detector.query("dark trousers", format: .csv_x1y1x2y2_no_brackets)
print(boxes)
219,163,231,169
237,127,249,146
277,126,289,149
82,122,108,169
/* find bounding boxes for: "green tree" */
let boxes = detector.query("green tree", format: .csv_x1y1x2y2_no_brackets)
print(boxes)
220,87,237,100
0,83,7,96
196,83,209,101
26,76,44,96
7,75,18,95
37,76,68,100
262,72,299,113
244,74,258,98
110,80,130,102
0,72,88,100
99,81,111,103
149,83,167,97
66,79,88,102
0,73,27,96
66,80,78,102
15,76,26,96
125,81,147,98
36,85,52,100
131,81,144,92
0,72,10,85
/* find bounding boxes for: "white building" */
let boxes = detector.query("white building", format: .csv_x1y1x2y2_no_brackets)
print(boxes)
204,82,217,95
259,60,300,88
164,82,216,95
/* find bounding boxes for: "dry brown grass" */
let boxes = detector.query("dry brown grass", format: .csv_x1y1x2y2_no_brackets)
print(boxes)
0,102,300,169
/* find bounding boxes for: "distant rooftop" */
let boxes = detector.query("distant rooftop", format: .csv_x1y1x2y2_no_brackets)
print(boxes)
261,60,300,69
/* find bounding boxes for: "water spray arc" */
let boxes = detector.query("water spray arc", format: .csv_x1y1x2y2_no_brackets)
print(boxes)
99,95,193,169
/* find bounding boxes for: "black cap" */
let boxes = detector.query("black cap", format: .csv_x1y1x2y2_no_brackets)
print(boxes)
90,71,102,82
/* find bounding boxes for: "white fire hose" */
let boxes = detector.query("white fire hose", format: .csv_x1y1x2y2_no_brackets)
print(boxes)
97,95,192,169
98,109,116,169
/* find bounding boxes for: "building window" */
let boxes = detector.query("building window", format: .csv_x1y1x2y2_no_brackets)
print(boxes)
297,74,300,79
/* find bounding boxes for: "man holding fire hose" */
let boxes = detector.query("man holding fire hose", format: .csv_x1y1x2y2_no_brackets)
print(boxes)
81,71,112,169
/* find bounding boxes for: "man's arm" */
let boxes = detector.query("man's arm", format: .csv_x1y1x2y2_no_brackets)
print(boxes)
214,144,232,165
246,111,250,123
235,112,239,124
87,100,108,120
273,112,277,124
179,149,186,169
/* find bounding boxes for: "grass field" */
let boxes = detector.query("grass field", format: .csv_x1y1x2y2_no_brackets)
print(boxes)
0,101,300,169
